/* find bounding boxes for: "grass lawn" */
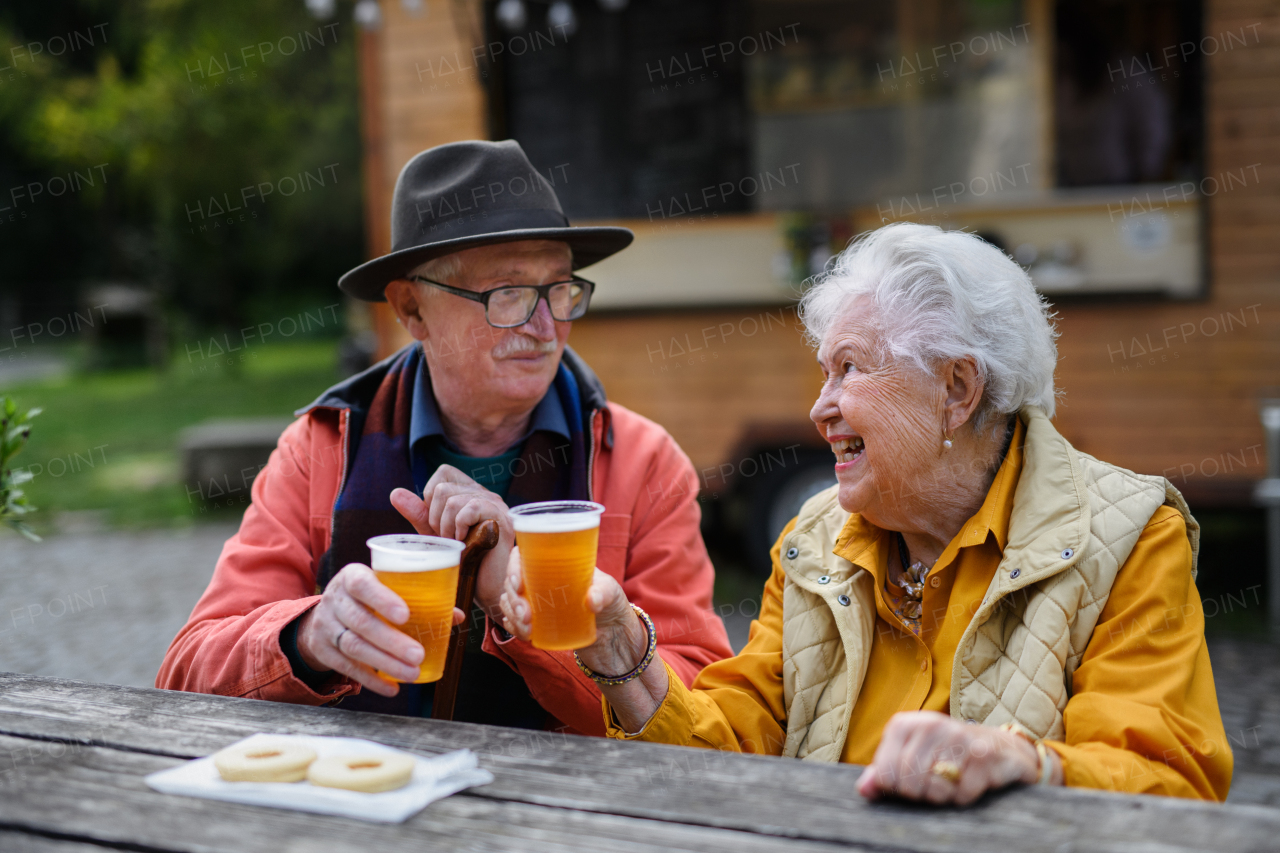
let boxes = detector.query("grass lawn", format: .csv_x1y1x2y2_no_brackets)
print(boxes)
5,340,343,532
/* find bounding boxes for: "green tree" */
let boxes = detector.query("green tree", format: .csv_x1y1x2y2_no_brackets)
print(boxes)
0,0,363,338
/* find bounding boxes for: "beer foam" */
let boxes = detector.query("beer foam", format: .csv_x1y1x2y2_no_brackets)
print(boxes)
367,535,463,572
512,510,601,533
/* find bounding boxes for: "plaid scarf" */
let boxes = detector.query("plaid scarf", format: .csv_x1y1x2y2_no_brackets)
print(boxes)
313,344,592,719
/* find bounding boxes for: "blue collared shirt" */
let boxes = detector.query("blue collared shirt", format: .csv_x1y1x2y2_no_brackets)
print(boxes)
408,361,570,495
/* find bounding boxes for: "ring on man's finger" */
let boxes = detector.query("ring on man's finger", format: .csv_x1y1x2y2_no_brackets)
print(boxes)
335,627,351,655
930,759,962,784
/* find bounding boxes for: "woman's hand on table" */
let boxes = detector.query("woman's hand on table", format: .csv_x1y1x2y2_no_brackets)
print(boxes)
497,547,669,732
856,711,1062,805
295,563,466,697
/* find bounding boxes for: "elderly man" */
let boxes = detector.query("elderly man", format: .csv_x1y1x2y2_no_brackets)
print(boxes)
158,140,732,734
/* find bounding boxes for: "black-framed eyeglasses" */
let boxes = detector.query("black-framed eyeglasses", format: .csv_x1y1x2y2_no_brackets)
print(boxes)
409,275,595,328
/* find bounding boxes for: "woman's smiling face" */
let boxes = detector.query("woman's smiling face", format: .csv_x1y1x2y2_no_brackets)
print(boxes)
810,298,946,527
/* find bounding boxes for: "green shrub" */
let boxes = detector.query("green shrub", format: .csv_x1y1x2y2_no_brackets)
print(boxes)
1,397,42,541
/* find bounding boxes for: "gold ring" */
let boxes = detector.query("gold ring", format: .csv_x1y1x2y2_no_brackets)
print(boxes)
930,759,962,784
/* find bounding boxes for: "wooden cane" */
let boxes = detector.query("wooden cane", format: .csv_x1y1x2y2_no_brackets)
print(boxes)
431,519,500,721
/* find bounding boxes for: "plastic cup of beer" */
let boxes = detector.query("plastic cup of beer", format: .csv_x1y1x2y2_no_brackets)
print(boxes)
509,500,605,650
366,534,464,684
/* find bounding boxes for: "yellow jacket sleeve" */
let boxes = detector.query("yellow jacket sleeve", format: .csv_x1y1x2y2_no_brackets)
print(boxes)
604,522,793,754
1045,505,1233,800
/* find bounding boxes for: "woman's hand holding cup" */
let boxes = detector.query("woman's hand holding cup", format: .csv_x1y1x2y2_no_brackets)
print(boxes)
498,547,668,732
497,548,632,652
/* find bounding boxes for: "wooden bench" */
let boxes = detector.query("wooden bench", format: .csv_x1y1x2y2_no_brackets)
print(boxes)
179,418,293,503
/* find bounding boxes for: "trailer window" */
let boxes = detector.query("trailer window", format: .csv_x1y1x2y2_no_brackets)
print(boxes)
747,0,1042,211
746,0,1203,206
493,0,751,220
493,0,1208,298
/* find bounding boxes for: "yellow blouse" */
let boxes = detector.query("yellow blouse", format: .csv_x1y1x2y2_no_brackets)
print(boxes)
606,421,1233,800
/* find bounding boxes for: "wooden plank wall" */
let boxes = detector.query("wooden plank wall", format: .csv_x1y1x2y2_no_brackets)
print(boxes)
360,0,487,351
1046,0,1279,502
363,0,1279,502
568,308,825,475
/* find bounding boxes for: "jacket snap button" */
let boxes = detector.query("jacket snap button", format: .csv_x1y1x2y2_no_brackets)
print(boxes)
1009,569,1021,579
929,576,940,588
837,594,851,606
786,547,799,560
1061,548,1074,560
818,575,830,584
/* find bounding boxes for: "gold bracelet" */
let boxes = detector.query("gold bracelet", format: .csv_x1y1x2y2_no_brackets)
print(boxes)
1034,741,1054,786
998,723,1053,786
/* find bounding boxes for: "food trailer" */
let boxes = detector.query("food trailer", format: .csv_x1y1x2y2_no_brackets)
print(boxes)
355,0,1278,575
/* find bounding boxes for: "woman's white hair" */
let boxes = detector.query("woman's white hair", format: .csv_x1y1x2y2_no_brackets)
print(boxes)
799,222,1060,433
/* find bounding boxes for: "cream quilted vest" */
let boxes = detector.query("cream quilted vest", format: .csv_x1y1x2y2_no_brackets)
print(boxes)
778,406,1198,762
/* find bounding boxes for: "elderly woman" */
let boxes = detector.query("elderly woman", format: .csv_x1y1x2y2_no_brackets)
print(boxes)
497,222,1231,803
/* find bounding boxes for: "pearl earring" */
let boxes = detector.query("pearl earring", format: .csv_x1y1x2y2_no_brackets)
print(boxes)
942,427,953,450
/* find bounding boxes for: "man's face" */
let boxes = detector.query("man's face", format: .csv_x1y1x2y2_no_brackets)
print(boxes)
385,240,574,420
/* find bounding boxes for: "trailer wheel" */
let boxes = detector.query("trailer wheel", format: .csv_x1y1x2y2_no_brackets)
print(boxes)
742,450,837,577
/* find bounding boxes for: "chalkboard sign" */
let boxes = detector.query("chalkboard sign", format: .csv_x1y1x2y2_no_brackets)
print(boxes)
493,0,750,221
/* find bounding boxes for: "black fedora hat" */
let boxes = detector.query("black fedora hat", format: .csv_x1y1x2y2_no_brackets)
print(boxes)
338,140,633,301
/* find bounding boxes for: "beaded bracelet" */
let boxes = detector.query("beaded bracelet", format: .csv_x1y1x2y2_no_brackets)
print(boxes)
573,604,657,686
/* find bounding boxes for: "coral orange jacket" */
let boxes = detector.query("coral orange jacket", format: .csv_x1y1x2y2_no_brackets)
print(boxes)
157,361,732,736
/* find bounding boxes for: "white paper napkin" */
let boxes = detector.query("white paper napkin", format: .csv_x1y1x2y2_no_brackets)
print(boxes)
144,733,494,823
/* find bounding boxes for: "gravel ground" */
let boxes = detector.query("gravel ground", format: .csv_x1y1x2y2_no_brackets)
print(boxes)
0,526,1275,806
1202,637,1280,806
0,524,236,689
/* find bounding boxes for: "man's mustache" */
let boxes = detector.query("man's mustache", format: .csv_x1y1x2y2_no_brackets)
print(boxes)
492,335,557,358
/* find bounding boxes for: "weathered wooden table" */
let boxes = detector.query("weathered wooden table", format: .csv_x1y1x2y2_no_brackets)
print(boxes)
0,673,1275,853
